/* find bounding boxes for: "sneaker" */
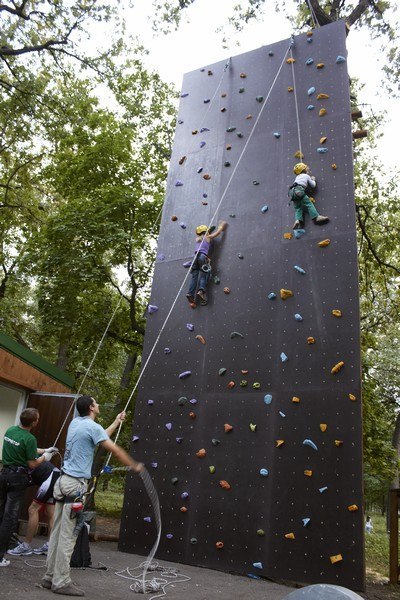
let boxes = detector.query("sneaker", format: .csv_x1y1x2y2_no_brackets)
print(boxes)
186,293,195,304
197,290,208,305
33,542,48,555
7,541,33,556
0,557,10,566
293,220,304,230
313,215,329,225
52,582,85,596
40,578,52,589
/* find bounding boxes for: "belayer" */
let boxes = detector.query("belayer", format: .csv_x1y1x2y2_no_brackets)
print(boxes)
288,163,329,229
186,221,227,306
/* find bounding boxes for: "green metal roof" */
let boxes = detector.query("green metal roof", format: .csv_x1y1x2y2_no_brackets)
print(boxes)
0,331,74,389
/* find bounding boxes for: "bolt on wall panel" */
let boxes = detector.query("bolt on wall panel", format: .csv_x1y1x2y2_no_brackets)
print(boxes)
120,21,364,590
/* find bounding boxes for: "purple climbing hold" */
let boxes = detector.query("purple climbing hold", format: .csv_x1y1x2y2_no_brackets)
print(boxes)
147,399,154,405
203,193,208,198
132,435,139,442
189,398,198,404
200,127,210,132
150,462,158,468
179,371,191,379
180,222,186,229
181,492,189,499
157,253,165,261
186,323,194,331
183,260,192,268
165,423,172,430
181,92,189,97
200,141,206,148
166,534,173,539
176,437,183,443
148,305,158,314
175,180,183,187
164,348,171,354
197,167,203,173
143,516,152,522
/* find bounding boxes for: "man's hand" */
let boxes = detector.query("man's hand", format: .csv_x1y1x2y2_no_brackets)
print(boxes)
129,461,144,473
115,411,126,425
43,451,57,462
44,447,59,454
219,220,228,231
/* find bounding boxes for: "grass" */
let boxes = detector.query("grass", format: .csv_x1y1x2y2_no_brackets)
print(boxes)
95,478,125,518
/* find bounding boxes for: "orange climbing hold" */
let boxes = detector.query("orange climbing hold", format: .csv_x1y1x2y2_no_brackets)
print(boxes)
316,63,325,69
227,381,235,389
292,396,300,403
332,163,337,170
330,554,343,564
306,31,313,37
332,310,342,317
283,232,293,239
195,334,206,344
216,541,224,549
319,108,327,116
189,411,196,419
307,337,316,344
223,287,231,294
280,289,294,300
245,114,253,119
294,150,304,159
335,440,343,446
285,533,295,539
348,504,359,512
304,470,313,477
180,506,188,513
320,136,327,144
171,215,178,221
196,448,206,458
286,57,295,64
276,440,285,448
203,173,211,180
320,424,327,432
349,393,357,401
224,423,233,433
219,480,231,490
331,361,345,374
318,239,330,247
317,93,330,100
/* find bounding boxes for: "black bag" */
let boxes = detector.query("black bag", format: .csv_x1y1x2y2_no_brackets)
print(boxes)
70,523,91,568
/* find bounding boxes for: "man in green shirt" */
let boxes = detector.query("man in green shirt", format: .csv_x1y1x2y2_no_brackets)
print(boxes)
0,407,56,567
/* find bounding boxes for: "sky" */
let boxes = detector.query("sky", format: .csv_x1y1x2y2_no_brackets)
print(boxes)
123,0,398,173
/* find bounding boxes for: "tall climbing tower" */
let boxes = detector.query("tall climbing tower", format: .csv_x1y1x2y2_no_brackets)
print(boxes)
120,21,364,590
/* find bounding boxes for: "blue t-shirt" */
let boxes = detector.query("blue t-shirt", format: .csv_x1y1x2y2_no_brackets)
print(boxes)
63,417,108,479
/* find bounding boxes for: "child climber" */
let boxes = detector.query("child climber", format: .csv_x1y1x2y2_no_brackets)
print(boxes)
289,163,329,229
186,221,227,306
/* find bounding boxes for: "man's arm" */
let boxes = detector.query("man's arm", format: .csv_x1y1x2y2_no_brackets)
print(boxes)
207,220,227,241
100,438,143,473
105,411,126,437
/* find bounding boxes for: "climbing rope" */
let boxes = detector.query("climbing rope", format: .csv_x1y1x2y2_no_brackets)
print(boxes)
305,0,320,29
115,560,191,599
289,42,303,160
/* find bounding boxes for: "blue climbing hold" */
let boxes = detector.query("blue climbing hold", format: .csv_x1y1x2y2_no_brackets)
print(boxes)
181,492,189,499
294,229,306,238
175,180,183,186
260,468,269,476
268,292,276,300
294,314,303,322
178,119,184,124
103,465,112,473
261,205,269,213
302,518,311,527
307,105,315,110
147,399,154,405
279,411,286,418
176,437,183,443
280,352,288,362
307,87,315,95
253,562,263,569
273,132,280,138
294,265,306,274
264,394,272,405
317,147,328,153
132,435,139,442
336,55,346,63
150,462,158,468
319,486,328,493
165,423,172,430
157,253,165,261
166,534,173,539
183,260,192,268
248,574,261,579
143,516,152,522
268,51,274,56
204,98,210,103
189,398,197,404
306,58,314,65
303,439,318,451
203,193,208,198
180,222,186,229
186,323,194,331
179,371,191,379
181,92,189,97
148,305,158,314
307,38,313,43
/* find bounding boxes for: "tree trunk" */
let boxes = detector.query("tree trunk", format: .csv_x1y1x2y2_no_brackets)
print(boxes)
56,340,69,370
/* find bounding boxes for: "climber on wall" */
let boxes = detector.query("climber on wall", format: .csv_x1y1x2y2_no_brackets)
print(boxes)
186,221,228,306
288,163,329,229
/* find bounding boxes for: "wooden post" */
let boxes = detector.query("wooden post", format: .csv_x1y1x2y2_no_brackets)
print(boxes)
389,488,399,584
352,130,368,140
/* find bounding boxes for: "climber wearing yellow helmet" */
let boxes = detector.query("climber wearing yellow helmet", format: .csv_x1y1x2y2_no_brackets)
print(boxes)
186,221,228,306
289,163,329,229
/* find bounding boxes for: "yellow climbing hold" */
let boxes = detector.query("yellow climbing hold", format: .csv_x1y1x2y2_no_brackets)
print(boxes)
240,72,247,78
320,136,327,144
332,310,342,318
307,337,316,344
317,93,330,100
318,239,330,247
192,129,198,135
276,440,285,448
283,232,293,239
292,396,300,403
294,150,304,158
348,504,358,512
335,440,343,446
319,108,327,116
287,86,294,92
331,361,345,374
245,114,253,120
309,196,315,203
285,533,295,539
349,393,357,401
330,554,343,564
304,470,313,477
280,289,294,300
250,423,257,432
286,57,295,64
316,63,325,69
319,424,327,432
331,163,337,170
306,31,313,37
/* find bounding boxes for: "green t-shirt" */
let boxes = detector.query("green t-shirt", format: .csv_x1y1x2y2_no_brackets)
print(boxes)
2,425,38,467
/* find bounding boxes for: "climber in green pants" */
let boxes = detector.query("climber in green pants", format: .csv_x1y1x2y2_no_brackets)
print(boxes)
289,163,329,229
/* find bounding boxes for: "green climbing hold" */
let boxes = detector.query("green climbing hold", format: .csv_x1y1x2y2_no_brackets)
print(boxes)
239,87,245,93
224,161,231,167
252,382,261,389
240,380,248,387
226,126,236,132
237,132,243,138
209,466,216,474
214,276,221,284
190,537,198,544
211,438,221,446
178,396,188,406
250,423,257,432
171,477,179,485
230,331,244,339
256,96,263,103
219,368,227,376
257,529,265,536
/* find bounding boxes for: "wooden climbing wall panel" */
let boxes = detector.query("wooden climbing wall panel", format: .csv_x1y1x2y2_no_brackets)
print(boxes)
120,20,364,590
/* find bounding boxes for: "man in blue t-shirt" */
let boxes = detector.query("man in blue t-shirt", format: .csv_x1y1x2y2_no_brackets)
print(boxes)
41,395,143,597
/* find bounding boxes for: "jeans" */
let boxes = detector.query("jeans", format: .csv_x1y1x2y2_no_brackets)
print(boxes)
188,253,211,297
44,474,87,589
0,468,29,559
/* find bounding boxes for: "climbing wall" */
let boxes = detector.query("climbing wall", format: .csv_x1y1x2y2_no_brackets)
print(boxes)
120,21,364,590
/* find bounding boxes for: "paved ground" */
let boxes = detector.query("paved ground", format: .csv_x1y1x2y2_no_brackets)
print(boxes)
1,537,295,600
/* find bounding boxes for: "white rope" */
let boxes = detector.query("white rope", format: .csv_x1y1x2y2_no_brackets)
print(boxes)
289,44,303,161
305,0,320,28
115,560,191,599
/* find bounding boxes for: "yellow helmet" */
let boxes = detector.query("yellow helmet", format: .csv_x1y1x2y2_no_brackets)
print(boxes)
196,225,208,235
293,162,308,175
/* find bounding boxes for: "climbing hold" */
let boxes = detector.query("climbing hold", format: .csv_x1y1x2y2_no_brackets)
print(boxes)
176,438,183,444
239,87,245,93
286,58,295,64
331,361,345,374
175,180,183,187
215,541,224,549
306,58,314,65
241,369,249,375
257,529,265,536
294,150,304,158
252,181,260,186
221,92,226,97
276,440,285,448
143,516,152,523
157,253,165,261
256,96,263,103
238,253,244,259
287,87,294,92
195,334,206,344
264,394,272,405
190,538,197,545
268,292,276,300
331,163,337,170
147,399,154,405
319,486,328,493
226,144,232,151
224,423,233,433
320,423,327,432
320,136,327,144
304,470,313,477
207,70,213,75
180,506,188,513
294,265,306,274
317,93,330,100
178,119,184,124
279,411,286,418
306,31,313,37
292,396,300,403
246,114,253,119
273,132,280,138
294,314,303,322
219,480,231,490
214,276,221,284
252,382,260,389
203,173,211,180
348,505,358,512
227,381,235,389
253,562,263,570
211,438,220,446
132,435,139,442
209,466,216,474
249,423,257,432
330,554,343,564
183,260,192,268
307,105,315,111
317,147,328,153
240,380,248,387
226,126,236,132
203,99,210,104
221,107,226,112
196,448,206,458
261,205,269,213
332,309,342,317
147,305,158,314
303,439,318,451
260,468,269,477
189,398,197,405
178,396,187,406
179,156,186,165
268,50,274,56
166,534,173,539
218,368,227,376
230,331,244,339
229,213,236,218
307,87,315,96
165,423,172,431
179,370,191,379
280,289,294,300
189,412,196,419
307,38,312,43
240,72,247,78
180,222,187,229
181,92,189,98
237,132,244,138
349,394,357,401
164,348,171,354
294,229,306,238
186,323,194,331
316,63,324,69
285,533,295,539
224,161,231,167
171,477,179,484
200,127,210,133
319,108,327,116
280,352,288,363
200,141,206,149
223,287,230,294
283,232,293,239
307,337,316,344
336,55,346,63
335,440,343,446
318,239,330,247
302,518,311,527
181,492,189,499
